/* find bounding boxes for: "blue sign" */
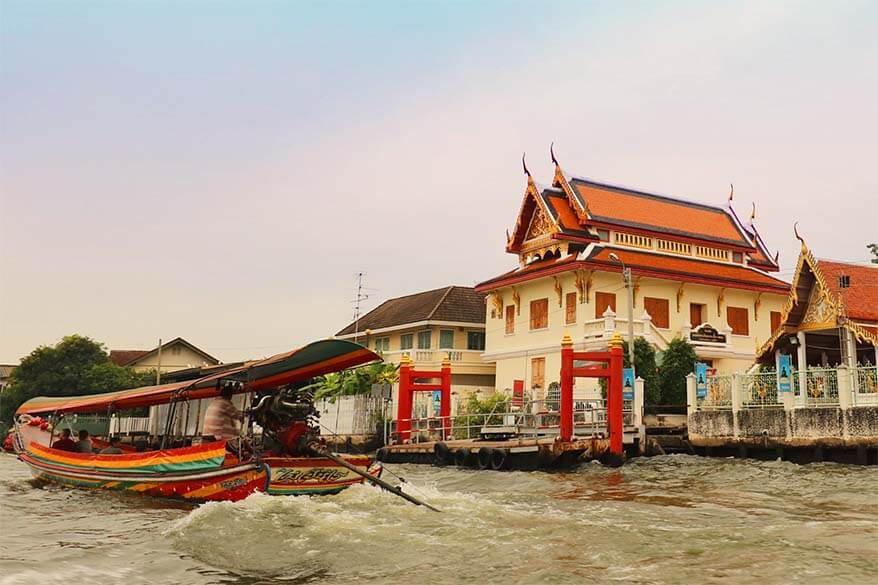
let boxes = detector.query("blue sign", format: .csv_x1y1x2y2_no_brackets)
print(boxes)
432,391,442,415
695,362,708,398
623,368,635,400
778,354,792,393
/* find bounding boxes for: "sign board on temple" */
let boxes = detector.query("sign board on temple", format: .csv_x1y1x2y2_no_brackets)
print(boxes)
690,323,727,344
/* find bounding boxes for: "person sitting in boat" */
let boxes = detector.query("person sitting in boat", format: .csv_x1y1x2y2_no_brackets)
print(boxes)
75,429,94,453
99,436,124,454
52,428,78,452
203,383,244,442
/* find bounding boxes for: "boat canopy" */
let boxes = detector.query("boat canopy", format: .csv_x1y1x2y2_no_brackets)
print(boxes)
16,339,379,416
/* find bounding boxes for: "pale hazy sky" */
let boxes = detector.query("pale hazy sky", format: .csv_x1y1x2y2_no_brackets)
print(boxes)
1,1,876,364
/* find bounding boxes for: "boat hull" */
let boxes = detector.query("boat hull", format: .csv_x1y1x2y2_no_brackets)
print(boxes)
18,441,378,502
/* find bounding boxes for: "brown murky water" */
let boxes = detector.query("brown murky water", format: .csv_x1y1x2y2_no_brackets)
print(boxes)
1,453,877,584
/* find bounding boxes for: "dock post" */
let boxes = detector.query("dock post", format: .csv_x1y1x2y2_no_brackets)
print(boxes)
440,354,452,440
608,333,624,457
634,376,646,453
686,373,697,417
560,335,574,442
397,353,413,443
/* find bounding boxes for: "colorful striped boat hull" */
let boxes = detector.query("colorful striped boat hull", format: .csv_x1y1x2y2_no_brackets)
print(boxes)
18,441,379,502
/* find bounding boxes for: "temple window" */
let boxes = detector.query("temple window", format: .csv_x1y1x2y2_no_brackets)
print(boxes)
595,292,616,318
439,329,454,349
614,232,652,249
644,297,670,329
417,330,432,349
400,334,413,350
530,299,549,330
770,311,782,333
505,305,515,334
694,245,729,261
727,306,750,336
657,239,692,255
565,292,577,324
597,229,610,242
467,331,486,351
531,357,545,390
690,303,705,328
839,275,850,289
732,252,743,263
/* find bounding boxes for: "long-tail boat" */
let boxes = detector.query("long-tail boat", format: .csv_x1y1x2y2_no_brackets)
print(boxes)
12,340,402,503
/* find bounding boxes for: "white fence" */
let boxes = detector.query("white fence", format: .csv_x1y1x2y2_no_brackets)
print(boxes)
691,365,877,413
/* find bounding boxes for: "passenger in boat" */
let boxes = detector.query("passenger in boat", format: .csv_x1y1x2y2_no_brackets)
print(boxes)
52,428,78,452
75,429,94,453
99,436,124,454
203,384,244,441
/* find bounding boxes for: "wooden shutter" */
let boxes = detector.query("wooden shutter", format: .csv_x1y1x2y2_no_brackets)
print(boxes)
505,305,515,334
770,311,782,333
531,357,545,389
565,292,577,324
530,298,548,330
690,303,704,327
595,292,616,318
644,297,670,329
727,306,749,336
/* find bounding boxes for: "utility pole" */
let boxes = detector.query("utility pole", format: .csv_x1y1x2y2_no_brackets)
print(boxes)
155,338,162,385
608,254,636,375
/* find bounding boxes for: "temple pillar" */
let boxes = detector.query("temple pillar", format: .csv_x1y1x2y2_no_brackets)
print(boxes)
796,331,808,406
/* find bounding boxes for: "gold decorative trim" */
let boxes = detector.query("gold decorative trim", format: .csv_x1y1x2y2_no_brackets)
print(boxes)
676,282,685,313
512,286,521,316
553,276,563,307
754,292,763,322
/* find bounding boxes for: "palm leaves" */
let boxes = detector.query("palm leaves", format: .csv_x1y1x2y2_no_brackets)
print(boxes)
308,361,400,402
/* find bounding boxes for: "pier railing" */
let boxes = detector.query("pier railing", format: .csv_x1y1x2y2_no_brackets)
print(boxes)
385,398,634,445
690,364,878,413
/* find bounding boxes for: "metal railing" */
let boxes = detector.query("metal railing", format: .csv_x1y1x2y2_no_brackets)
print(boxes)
803,368,839,406
741,371,783,408
386,398,627,444
851,366,877,406
699,374,733,410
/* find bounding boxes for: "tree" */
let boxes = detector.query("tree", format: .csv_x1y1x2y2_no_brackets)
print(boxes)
869,243,878,264
0,335,152,427
623,337,660,405
309,361,400,402
657,337,698,405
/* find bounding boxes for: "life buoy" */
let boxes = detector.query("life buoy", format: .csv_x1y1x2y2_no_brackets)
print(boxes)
489,448,507,471
454,447,470,467
477,447,493,470
434,442,452,466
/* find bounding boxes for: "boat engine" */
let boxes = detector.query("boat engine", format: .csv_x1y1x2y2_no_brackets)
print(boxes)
250,383,322,456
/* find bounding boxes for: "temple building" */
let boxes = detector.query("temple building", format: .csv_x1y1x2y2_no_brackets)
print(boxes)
475,151,790,397
757,234,878,372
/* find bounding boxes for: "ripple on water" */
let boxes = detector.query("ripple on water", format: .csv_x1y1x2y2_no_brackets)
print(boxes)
2,454,878,585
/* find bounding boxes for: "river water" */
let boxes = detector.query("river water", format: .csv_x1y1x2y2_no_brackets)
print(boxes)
1,453,877,585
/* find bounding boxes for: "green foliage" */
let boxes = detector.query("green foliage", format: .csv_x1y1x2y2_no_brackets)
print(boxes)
308,361,399,402
625,337,660,405
0,335,153,427
658,337,698,404
869,243,878,264
453,392,510,438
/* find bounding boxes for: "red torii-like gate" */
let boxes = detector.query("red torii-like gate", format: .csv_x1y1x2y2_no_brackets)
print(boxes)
560,332,624,458
396,353,451,442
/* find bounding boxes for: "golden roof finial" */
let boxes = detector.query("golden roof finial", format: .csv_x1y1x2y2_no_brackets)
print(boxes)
728,183,734,203
442,354,451,367
550,142,559,167
561,334,573,347
794,222,806,248
608,332,624,349
400,352,412,365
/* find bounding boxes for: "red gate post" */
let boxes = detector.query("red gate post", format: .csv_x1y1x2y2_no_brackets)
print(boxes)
560,335,574,442
396,353,413,443
440,354,452,440
607,333,624,457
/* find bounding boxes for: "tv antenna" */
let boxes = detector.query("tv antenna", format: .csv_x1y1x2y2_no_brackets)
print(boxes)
351,272,369,344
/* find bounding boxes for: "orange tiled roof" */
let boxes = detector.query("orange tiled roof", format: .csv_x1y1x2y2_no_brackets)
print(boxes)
570,178,752,248
817,260,878,322
584,248,789,292
475,255,580,291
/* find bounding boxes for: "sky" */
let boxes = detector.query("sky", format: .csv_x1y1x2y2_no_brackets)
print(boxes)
1,0,877,364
